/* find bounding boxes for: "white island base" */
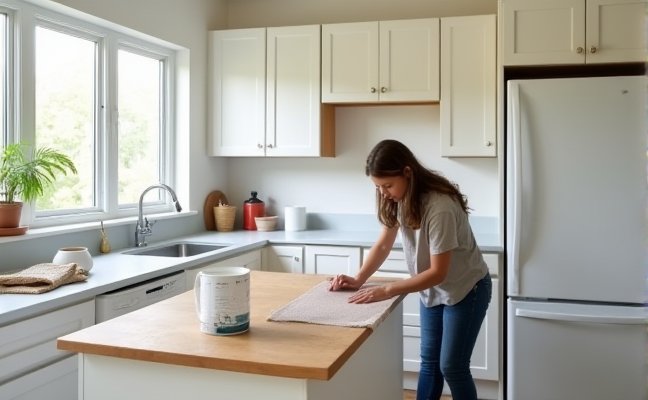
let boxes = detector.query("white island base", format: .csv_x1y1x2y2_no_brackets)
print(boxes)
78,306,403,400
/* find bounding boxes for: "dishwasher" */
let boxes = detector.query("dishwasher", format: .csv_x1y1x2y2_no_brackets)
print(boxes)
95,271,187,322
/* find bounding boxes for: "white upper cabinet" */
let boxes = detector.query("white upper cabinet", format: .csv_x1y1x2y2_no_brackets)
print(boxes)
267,25,330,157
209,26,334,157
209,28,265,156
322,19,440,103
440,15,496,157
501,0,648,65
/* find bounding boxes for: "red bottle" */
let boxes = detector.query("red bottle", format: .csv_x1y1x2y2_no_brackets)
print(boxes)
243,191,265,230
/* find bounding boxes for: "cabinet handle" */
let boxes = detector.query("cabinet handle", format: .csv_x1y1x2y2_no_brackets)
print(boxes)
590,46,597,54
576,46,584,54
381,87,387,93
370,87,377,93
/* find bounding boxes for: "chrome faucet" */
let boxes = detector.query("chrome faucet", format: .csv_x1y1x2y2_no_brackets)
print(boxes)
135,184,182,247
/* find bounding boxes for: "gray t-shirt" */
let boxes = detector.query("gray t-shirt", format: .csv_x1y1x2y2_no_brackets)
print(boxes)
399,192,488,306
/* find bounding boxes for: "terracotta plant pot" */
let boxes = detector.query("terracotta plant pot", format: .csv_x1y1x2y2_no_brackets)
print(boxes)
0,202,23,228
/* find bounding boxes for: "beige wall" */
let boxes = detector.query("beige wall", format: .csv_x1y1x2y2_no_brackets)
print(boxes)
226,0,496,27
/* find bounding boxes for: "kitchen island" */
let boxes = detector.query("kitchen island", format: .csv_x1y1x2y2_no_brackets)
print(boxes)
58,271,404,400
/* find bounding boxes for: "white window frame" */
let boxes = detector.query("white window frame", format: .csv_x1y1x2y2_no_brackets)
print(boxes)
0,5,16,148
2,0,178,227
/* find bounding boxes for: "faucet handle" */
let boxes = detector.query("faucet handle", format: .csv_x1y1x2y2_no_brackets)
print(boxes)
144,217,156,229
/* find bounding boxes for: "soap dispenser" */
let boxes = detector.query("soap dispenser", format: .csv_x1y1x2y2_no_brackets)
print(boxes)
243,191,265,230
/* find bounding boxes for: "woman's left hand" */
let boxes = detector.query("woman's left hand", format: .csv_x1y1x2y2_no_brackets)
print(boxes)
348,285,391,304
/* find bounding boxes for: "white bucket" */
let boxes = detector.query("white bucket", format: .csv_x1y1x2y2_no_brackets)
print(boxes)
194,266,250,335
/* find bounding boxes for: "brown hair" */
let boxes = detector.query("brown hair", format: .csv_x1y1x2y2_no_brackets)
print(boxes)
365,139,469,229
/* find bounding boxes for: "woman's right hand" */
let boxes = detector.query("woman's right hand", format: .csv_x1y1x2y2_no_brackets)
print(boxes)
328,274,363,291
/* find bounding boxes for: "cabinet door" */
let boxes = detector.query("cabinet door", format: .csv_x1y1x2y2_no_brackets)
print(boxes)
470,277,499,380
262,245,304,273
0,300,94,385
186,250,262,287
304,245,361,275
209,28,266,156
266,25,324,157
402,278,500,381
501,0,585,65
440,15,496,157
586,0,648,63
379,18,440,102
321,22,379,103
0,356,78,400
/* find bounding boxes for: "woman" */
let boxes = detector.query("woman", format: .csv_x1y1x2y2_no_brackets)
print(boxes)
329,139,491,400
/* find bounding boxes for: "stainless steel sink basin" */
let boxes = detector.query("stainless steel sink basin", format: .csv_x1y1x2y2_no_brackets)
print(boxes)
123,242,230,257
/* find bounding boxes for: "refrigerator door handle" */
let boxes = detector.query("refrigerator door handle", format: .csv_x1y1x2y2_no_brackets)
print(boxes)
516,308,645,325
507,81,522,295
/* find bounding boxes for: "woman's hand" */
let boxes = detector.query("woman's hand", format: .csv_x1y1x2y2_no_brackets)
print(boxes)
328,274,362,291
347,285,391,304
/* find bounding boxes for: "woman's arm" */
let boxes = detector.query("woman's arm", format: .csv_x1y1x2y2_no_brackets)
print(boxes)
348,250,451,303
329,224,398,291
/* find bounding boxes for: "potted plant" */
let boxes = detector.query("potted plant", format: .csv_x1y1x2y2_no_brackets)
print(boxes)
0,143,77,231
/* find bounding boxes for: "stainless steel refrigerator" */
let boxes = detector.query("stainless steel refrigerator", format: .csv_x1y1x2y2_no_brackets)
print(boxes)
506,75,646,400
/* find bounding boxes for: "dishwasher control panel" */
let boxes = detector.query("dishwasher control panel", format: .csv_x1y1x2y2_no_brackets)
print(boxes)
95,271,187,322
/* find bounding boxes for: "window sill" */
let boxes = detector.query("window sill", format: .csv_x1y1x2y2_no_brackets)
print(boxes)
0,210,198,244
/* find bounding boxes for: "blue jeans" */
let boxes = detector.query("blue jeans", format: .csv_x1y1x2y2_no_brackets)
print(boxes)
416,274,492,400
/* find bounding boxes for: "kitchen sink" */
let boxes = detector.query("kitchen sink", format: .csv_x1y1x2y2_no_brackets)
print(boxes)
123,242,231,257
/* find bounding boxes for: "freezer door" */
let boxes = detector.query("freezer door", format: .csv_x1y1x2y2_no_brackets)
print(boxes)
507,300,646,400
506,76,646,303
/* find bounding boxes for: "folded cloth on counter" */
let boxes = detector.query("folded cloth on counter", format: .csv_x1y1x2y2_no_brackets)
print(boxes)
0,263,89,294
268,280,401,329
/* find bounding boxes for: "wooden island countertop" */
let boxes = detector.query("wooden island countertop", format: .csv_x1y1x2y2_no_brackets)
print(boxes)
57,271,403,382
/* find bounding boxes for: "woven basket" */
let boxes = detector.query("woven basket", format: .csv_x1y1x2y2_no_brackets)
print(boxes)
214,205,236,232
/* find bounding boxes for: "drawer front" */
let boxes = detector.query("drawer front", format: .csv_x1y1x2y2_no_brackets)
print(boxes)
483,253,499,277
0,300,94,383
0,355,77,399
363,248,408,274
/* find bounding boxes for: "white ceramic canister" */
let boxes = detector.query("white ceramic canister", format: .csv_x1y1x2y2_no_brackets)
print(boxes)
284,206,306,231
53,247,93,272
194,266,250,335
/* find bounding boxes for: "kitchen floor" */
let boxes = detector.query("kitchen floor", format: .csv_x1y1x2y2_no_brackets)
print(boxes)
403,390,451,399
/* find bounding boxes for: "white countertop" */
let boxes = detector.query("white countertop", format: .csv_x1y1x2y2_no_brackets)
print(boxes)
0,227,502,326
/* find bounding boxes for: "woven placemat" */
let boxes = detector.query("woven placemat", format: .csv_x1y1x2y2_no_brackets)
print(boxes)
268,280,400,329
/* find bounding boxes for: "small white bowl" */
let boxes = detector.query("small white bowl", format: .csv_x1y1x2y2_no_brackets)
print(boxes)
255,216,278,231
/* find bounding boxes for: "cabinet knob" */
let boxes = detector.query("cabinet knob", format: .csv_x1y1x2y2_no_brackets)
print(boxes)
485,141,492,147
576,46,584,54
267,144,274,149
370,87,377,93
590,46,597,54
257,143,263,149
294,256,300,262
380,87,387,93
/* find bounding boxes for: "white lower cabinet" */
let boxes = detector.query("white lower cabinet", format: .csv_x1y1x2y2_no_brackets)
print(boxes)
364,248,501,397
185,250,262,288
261,245,304,273
304,245,361,275
0,300,95,400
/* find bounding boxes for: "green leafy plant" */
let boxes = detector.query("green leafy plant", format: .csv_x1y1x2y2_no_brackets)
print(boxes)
0,143,77,204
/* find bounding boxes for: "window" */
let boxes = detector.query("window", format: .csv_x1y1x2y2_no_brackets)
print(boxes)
117,48,165,206
35,25,96,213
7,1,177,226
